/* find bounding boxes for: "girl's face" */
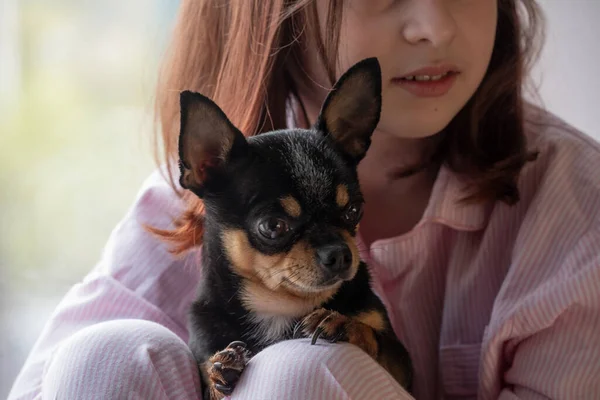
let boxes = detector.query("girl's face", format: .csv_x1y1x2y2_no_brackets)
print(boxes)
309,0,498,139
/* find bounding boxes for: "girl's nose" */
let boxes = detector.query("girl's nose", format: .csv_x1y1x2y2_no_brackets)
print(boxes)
401,0,457,48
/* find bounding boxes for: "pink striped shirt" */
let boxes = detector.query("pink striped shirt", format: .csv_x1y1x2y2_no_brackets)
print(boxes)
9,106,600,399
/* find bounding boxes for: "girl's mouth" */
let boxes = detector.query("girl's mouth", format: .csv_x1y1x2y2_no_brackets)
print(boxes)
391,66,460,98
392,72,458,97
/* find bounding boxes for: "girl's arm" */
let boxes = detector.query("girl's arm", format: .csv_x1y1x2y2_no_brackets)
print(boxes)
8,169,201,399
484,226,600,399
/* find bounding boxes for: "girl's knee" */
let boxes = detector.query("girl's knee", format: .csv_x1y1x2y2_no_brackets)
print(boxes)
46,319,189,372
43,319,201,399
233,339,408,399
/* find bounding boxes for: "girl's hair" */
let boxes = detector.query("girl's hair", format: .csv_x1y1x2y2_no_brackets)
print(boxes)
150,0,544,254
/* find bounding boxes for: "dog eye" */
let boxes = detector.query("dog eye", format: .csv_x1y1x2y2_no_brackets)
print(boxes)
343,203,363,225
258,217,290,240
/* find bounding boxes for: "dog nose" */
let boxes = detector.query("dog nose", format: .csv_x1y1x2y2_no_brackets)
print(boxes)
316,244,352,274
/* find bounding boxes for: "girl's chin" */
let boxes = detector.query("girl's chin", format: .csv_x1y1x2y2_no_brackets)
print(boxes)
377,121,451,140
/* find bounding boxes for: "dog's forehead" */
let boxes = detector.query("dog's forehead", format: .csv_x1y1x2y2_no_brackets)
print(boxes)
282,134,335,200
250,130,346,203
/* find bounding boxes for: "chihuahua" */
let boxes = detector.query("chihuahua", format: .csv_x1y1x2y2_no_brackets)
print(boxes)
177,57,413,400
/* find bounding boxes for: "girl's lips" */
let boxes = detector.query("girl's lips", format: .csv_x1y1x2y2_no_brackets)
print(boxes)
391,71,459,98
397,64,459,78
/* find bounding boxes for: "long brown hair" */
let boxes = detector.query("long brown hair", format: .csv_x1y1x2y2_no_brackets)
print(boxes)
150,0,544,254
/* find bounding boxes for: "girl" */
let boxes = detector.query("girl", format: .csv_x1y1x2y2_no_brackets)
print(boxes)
10,1,600,399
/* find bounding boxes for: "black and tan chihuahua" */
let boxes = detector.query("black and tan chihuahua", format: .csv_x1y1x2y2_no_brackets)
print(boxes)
177,57,413,400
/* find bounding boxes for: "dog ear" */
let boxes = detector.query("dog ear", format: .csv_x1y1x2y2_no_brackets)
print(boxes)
178,91,247,196
315,57,382,165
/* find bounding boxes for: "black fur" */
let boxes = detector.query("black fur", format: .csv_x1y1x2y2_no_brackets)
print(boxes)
178,58,413,399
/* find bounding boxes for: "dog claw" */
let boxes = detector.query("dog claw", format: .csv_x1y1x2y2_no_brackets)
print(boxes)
207,341,252,398
227,341,246,349
311,326,325,345
215,383,233,395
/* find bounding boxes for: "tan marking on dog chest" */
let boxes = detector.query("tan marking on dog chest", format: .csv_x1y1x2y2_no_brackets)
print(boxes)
241,280,322,317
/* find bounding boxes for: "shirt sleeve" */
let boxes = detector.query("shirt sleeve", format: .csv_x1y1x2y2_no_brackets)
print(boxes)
496,227,600,399
8,168,202,400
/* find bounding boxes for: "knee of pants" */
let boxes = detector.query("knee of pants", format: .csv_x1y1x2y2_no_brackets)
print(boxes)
232,339,409,400
43,319,201,400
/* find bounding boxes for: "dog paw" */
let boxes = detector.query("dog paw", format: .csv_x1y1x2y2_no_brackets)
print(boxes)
293,308,378,358
205,341,251,399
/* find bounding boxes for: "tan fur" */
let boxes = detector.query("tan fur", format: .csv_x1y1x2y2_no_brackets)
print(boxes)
201,361,224,400
241,280,336,318
203,345,249,400
336,185,349,208
220,229,276,279
299,308,379,359
299,308,334,333
311,310,346,337
355,310,386,332
221,229,339,317
280,196,302,218
203,360,224,385
340,230,360,278
347,321,378,359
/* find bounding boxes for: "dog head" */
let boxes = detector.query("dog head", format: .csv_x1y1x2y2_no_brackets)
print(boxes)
178,58,381,312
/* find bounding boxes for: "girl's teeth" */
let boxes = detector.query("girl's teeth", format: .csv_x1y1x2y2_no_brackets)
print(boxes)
405,72,450,82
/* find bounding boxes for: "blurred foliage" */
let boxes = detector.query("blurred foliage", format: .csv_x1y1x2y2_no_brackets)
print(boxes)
0,0,178,288
0,3,180,395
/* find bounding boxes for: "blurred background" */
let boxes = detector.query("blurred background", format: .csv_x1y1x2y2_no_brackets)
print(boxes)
1,1,599,398
0,0,178,396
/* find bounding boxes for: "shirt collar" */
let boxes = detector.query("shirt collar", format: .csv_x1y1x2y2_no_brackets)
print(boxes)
356,164,490,252
421,164,490,232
